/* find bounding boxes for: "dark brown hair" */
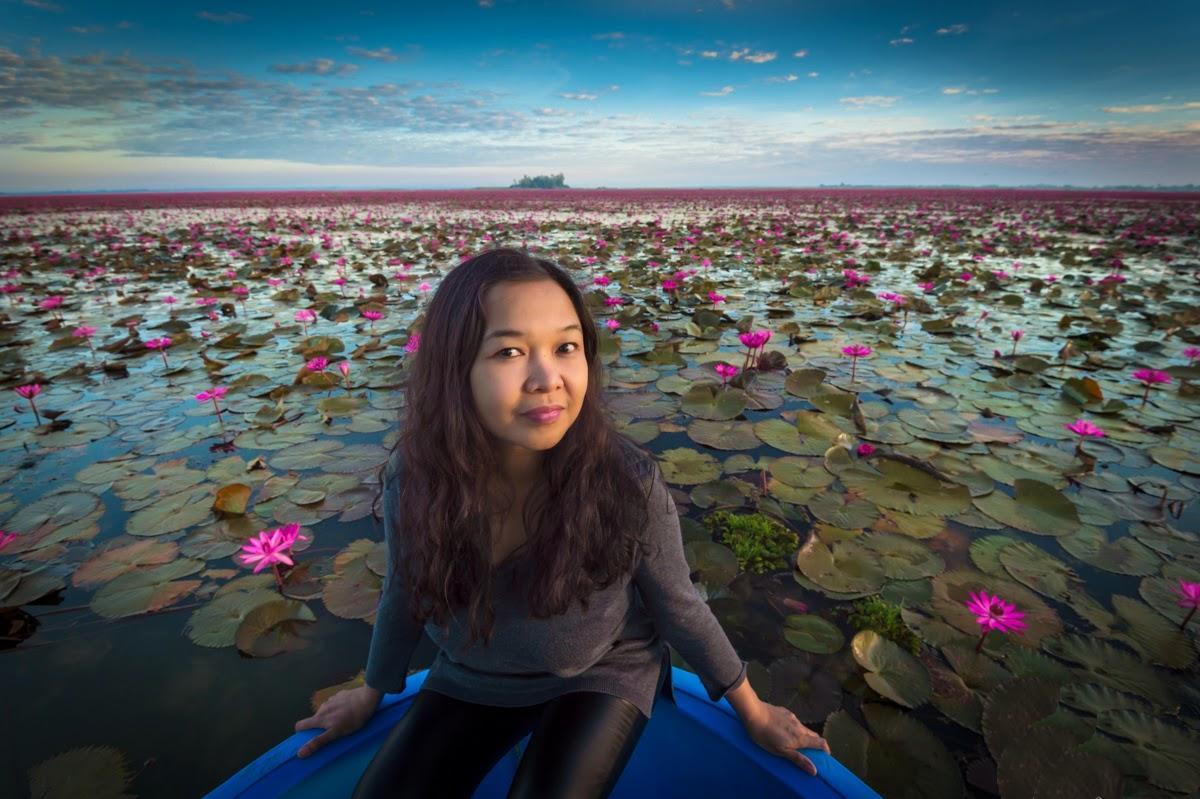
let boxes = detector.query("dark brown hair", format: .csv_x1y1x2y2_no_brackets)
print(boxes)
375,246,658,652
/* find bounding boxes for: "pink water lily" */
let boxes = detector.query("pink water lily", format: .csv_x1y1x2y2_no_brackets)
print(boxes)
738,329,772,372
856,442,876,457
196,386,228,424
1010,329,1024,356
237,523,311,590
305,356,328,372
714,362,739,388
362,309,384,334
294,308,317,336
916,281,935,293
1131,368,1172,407
144,336,172,369
965,590,1027,652
1172,579,1200,629
1064,419,1104,458
14,382,43,425
73,324,98,357
0,530,18,551
842,344,872,384
1183,347,1200,365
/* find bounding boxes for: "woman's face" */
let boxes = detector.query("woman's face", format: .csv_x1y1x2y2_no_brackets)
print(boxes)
470,279,589,469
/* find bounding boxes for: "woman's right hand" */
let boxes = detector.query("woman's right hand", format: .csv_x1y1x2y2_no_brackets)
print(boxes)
294,685,383,758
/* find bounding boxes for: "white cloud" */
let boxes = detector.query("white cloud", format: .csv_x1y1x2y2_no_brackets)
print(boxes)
840,95,898,108
559,92,598,100
793,49,808,58
942,87,965,95
728,48,776,62
700,85,734,96
889,38,914,46
1101,101,1200,113
808,71,819,78
935,23,968,35
593,32,624,40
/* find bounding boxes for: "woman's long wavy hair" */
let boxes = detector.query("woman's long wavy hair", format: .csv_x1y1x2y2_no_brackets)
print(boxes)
374,246,658,653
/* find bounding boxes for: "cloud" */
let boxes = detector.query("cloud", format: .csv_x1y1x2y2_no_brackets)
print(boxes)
889,37,914,46
346,45,421,62
728,48,776,63
196,11,251,24
700,85,734,96
1101,101,1200,113
478,0,494,6
69,25,106,35
793,49,808,58
22,0,62,12
559,92,598,100
699,50,720,58
269,59,359,77
943,86,1000,96
840,95,898,108
593,32,624,40
808,71,819,78
935,24,968,35
765,74,798,83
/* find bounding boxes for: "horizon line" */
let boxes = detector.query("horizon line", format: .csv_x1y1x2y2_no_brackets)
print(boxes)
4,183,1200,197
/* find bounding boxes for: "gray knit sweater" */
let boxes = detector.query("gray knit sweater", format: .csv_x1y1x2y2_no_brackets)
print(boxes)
364,447,749,720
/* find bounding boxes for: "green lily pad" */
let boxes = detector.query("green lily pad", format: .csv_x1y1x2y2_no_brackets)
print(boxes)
783,614,846,654
852,629,932,708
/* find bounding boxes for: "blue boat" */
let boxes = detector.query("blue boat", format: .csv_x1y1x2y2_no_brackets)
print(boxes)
207,662,881,798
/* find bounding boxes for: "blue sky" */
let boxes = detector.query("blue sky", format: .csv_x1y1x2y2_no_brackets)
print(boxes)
2,0,1198,191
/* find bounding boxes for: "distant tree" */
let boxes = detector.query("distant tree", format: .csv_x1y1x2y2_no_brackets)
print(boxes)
509,172,569,188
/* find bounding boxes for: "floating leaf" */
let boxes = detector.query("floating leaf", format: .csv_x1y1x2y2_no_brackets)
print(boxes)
851,629,931,708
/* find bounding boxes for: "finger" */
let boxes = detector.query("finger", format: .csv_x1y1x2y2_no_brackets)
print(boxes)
297,730,334,758
791,751,818,776
294,716,316,732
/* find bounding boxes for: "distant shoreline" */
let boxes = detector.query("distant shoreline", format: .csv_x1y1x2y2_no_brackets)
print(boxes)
3,184,1199,197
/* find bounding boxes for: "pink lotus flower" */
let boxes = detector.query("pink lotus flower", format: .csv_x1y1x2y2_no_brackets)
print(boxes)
1064,418,1104,457
708,291,726,305
1131,368,1172,407
0,530,18,552
144,336,172,369
14,383,43,426
737,330,772,371
605,318,621,331
196,386,228,424
917,281,935,293
237,523,311,590
1183,347,1200,364
405,332,421,353
842,344,872,384
965,589,1027,652
593,275,611,286
1010,329,1024,356
856,442,876,457
714,362,739,387
305,356,328,372
1171,579,1200,629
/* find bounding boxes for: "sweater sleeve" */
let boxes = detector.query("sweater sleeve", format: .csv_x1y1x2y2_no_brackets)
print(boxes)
633,464,749,704
364,454,425,694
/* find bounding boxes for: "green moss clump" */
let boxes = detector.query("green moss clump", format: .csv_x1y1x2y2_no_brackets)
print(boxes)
846,595,922,655
705,510,799,574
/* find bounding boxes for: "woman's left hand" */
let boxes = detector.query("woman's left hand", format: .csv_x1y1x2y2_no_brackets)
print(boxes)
743,702,832,776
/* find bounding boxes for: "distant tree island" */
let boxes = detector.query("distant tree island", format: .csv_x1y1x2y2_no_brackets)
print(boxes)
510,173,569,188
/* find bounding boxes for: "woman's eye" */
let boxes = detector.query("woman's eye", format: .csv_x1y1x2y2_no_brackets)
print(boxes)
498,343,579,358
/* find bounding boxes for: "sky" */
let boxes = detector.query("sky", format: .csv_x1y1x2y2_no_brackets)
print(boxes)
1,0,1198,192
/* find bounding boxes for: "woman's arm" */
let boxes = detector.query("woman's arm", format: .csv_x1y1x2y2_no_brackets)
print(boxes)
364,454,425,694
632,465,760,715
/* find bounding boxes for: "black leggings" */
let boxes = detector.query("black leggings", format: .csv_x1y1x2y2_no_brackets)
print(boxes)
351,688,649,799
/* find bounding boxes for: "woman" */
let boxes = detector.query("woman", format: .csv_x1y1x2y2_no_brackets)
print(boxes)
293,247,829,798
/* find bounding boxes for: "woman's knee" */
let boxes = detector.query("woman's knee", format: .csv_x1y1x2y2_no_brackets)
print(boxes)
507,692,648,799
